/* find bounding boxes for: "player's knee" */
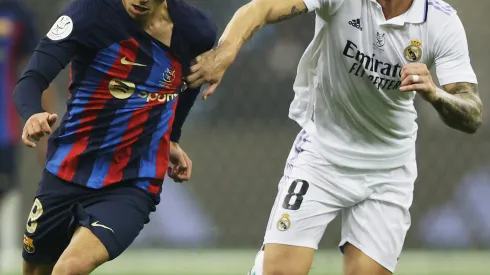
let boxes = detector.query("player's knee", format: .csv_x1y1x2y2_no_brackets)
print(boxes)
263,260,305,275
263,249,288,275
344,265,391,275
52,256,98,275
263,263,290,275
263,244,313,275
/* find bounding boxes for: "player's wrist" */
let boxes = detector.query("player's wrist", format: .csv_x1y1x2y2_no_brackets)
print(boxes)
217,40,240,63
170,141,181,148
25,110,47,122
423,86,443,103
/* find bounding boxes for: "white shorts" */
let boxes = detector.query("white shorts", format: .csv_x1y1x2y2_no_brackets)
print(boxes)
263,130,417,272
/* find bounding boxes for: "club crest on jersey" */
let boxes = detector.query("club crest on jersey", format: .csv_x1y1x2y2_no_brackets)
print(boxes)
47,15,73,41
374,32,385,48
160,68,176,88
277,213,291,231
404,40,422,62
23,234,35,253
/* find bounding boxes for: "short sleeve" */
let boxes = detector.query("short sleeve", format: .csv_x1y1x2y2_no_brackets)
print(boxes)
303,0,345,13
36,0,101,65
434,14,477,86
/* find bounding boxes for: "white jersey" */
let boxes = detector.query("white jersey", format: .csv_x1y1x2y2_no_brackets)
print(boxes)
290,0,477,169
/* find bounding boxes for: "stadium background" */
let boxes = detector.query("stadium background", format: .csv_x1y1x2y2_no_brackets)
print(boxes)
0,0,489,274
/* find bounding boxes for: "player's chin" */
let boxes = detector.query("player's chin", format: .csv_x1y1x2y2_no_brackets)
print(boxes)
131,12,150,19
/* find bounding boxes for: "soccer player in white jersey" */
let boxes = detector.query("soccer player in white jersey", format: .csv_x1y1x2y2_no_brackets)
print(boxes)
186,0,483,274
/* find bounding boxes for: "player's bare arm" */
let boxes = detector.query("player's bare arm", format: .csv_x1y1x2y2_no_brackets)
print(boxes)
431,82,482,133
400,63,482,134
219,0,308,51
185,0,308,98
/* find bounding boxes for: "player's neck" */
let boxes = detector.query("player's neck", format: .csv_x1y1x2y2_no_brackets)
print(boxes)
141,1,174,47
377,0,414,20
141,1,172,27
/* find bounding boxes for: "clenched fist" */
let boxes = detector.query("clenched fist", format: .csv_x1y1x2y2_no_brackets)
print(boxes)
168,142,193,183
399,63,438,100
22,112,58,148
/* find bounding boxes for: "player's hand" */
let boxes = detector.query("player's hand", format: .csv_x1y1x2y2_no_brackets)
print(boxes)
168,142,193,183
22,112,58,148
185,44,236,100
399,63,438,100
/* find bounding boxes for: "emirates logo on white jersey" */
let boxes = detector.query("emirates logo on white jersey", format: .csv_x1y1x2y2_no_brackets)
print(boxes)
343,40,403,90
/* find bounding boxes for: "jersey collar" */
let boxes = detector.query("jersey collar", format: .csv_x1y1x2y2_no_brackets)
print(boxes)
372,0,429,27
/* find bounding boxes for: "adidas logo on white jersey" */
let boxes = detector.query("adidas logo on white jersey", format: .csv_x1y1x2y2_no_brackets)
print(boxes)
348,18,362,31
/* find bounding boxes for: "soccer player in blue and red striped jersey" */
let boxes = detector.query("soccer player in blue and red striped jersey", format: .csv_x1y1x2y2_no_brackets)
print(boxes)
13,0,216,274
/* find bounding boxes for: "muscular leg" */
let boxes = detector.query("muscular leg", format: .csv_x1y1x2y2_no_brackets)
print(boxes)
343,243,391,275
23,262,53,275
249,130,359,275
263,244,315,275
52,226,109,275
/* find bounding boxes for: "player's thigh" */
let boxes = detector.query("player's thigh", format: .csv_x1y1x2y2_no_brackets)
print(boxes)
264,175,340,248
264,244,315,275
343,243,391,275
248,244,314,275
75,186,156,261
261,175,340,275
22,261,54,275
52,226,109,275
23,172,79,265
340,198,411,274
264,132,354,249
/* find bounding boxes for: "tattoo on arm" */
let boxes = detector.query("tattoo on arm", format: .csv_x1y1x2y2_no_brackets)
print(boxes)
430,83,483,133
274,6,308,23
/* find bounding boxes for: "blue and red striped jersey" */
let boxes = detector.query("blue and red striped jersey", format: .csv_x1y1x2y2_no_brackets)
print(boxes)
33,0,216,194
0,0,36,146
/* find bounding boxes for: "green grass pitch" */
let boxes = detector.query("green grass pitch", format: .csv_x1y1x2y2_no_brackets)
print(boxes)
5,249,490,275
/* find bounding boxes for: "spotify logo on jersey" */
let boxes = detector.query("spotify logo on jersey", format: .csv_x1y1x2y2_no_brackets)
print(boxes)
109,78,135,99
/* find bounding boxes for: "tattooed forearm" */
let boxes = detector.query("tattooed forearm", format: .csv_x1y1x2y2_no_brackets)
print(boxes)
273,6,308,23
429,83,483,133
